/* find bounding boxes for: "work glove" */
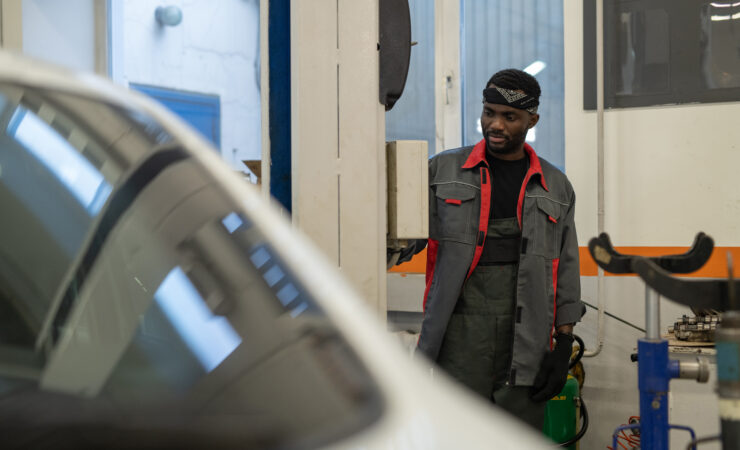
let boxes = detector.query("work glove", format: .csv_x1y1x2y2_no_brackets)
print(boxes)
530,332,574,402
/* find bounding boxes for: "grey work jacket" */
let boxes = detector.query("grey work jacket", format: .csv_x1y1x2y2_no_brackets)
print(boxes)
405,140,585,387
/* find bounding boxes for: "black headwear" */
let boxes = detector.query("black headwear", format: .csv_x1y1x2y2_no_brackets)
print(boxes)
483,85,539,114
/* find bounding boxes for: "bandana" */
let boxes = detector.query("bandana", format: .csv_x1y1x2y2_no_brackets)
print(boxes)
483,86,539,114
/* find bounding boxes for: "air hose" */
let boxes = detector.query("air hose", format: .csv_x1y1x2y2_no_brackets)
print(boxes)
557,334,588,448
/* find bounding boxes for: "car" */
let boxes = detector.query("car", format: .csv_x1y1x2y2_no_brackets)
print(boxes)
0,51,551,449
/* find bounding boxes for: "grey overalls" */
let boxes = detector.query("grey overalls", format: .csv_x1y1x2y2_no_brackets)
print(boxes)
436,216,546,429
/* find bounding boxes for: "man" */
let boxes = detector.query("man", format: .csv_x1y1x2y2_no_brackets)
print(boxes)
396,68,585,429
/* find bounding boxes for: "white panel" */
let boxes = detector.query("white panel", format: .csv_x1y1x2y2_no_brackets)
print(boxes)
1,0,23,50
290,0,338,263
337,0,386,315
291,0,386,315
434,0,461,154
565,1,740,247
22,0,95,72
260,0,270,199
387,140,429,240
387,273,425,312
93,0,107,76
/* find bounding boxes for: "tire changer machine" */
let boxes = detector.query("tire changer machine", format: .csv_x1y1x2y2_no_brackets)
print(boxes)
589,232,740,450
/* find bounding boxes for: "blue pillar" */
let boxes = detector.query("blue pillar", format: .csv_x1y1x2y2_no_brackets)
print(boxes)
638,339,670,449
268,0,291,212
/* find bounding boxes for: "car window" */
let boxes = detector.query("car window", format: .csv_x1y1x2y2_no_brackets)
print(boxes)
0,82,178,379
0,84,382,449
0,87,115,346
95,209,383,447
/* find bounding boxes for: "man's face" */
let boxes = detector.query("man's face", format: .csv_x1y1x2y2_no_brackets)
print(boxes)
480,100,539,158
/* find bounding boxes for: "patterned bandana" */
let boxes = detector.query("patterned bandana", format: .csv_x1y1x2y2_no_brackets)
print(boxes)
483,86,539,114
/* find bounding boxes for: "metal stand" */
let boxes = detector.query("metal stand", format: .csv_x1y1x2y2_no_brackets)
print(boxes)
589,232,714,450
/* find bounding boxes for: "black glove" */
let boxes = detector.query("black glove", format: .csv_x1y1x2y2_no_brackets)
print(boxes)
530,332,574,402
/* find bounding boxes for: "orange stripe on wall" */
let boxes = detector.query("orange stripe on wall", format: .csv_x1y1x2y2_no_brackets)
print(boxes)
390,246,740,278
389,248,427,274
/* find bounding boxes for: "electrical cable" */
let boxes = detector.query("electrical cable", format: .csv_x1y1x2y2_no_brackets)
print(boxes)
553,334,588,447
570,334,585,369
685,434,720,450
606,417,641,450
582,300,646,333
557,396,588,447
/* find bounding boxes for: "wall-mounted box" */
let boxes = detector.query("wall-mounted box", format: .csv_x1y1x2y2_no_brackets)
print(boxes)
386,140,428,240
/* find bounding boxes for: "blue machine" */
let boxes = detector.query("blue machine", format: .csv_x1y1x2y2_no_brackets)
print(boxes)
589,233,713,450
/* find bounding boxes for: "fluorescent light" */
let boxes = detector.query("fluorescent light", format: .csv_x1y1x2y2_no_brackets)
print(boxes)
711,12,740,20
524,61,547,76
711,2,740,7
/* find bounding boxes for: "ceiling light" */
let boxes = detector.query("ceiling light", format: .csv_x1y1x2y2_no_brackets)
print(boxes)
524,61,547,76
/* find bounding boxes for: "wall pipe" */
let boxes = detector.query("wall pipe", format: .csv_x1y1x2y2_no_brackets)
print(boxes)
584,0,605,357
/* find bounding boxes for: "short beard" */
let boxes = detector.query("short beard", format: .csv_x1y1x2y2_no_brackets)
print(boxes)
485,131,527,156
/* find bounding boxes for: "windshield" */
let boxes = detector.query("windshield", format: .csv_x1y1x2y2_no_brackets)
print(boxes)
0,83,382,449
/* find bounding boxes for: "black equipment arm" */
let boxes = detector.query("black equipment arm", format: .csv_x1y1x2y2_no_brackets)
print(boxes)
632,257,736,311
588,232,714,274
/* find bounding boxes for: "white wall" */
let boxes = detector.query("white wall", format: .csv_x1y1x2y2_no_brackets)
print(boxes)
22,0,95,72
115,0,262,171
564,1,734,448
564,5,740,247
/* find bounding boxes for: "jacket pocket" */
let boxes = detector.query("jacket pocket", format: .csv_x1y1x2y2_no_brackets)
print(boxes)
534,196,562,258
433,182,477,242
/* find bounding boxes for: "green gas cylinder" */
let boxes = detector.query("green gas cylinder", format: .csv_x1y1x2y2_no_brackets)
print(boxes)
542,375,580,449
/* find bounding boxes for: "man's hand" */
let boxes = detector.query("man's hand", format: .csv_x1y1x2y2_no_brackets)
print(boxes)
530,332,574,402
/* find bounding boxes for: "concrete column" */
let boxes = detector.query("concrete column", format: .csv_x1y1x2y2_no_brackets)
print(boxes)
291,0,387,317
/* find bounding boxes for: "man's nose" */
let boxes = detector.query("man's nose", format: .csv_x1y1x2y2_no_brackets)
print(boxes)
486,116,505,132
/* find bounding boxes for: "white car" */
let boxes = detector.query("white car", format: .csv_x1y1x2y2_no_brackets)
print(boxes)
0,52,551,449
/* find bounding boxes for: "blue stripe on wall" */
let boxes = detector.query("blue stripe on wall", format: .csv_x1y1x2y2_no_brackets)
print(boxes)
269,0,291,212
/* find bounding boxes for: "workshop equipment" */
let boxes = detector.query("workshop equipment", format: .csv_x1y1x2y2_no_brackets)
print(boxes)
589,232,714,450
543,335,588,448
631,249,740,450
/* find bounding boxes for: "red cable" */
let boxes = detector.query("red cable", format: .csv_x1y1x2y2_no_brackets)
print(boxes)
606,416,641,450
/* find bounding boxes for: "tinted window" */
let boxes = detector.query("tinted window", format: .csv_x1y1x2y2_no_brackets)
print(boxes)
0,88,114,346
98,211,382,447
0,84,382,448
584,0,740,109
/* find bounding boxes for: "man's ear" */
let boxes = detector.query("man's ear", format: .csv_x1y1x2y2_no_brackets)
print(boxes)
528,113,540,129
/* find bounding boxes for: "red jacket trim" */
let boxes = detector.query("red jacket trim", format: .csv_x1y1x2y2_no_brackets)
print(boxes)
445,199,462,205
516,143,548,229
423,239,440,311
550,257,560,350
461,139,487,169
466,166,491,279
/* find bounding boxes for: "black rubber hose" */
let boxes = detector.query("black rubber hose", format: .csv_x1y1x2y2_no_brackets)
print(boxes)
569,334,585,369
558,396,589,447
556,334,587,447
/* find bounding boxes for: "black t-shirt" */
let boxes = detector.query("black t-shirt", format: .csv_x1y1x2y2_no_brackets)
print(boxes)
487,154,529,219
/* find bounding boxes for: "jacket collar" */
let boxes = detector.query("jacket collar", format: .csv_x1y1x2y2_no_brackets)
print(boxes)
462,139,548,191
